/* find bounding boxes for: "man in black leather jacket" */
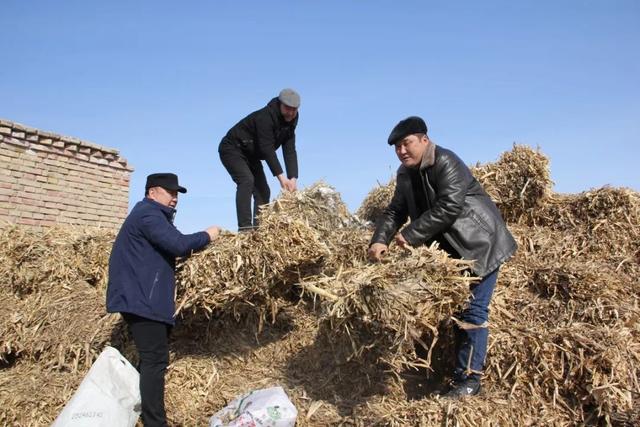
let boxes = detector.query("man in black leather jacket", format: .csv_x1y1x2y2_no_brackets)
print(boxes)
368,116,517,398
219,88,300,231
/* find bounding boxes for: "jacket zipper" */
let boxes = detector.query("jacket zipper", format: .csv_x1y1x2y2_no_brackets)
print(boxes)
149,272,159,300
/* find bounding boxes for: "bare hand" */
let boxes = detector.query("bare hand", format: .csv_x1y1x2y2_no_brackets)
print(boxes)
205,226,221,241
285,177,297,192
368,243,388,262
277,174,291,191
395,232,409,248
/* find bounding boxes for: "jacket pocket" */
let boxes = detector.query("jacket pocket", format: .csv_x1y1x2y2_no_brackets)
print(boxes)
447,209,492,252
468,210,494,235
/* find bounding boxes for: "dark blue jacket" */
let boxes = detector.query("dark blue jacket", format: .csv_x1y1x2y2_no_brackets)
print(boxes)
106,198,210,325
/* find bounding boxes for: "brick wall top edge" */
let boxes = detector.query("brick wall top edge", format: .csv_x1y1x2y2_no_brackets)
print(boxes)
0,117,129,163
0,119,134,172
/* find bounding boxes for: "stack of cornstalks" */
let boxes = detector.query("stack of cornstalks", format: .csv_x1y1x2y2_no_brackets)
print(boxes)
0,145,638,426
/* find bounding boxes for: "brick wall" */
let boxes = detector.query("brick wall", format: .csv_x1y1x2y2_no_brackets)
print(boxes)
0,118,133,229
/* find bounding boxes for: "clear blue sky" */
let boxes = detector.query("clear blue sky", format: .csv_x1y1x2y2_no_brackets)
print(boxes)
2,1,638,232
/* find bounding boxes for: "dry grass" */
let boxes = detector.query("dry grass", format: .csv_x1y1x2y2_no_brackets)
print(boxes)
1,146,639,426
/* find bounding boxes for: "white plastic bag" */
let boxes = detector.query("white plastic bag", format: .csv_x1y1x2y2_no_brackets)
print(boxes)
209,386,297,427
52,346,141,427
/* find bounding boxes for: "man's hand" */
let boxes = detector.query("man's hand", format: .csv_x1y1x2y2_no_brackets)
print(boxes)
395,232,409,248
277,174,292,191
285,177,297,192
368,243,388,262
205,226,221,241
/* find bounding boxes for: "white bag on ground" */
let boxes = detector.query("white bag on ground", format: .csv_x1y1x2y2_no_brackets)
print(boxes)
209,386,297,427
52,346,141,427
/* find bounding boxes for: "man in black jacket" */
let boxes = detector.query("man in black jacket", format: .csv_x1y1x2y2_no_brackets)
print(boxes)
219,88,300,231
368,117,517,398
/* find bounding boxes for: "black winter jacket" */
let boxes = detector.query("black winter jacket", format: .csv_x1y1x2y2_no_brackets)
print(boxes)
222,97,298,178
371,143,517,277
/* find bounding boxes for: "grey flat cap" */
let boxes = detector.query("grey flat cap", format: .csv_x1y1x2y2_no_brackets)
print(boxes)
278,88,301,108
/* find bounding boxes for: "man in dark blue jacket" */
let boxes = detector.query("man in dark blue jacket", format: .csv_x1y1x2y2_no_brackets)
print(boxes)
107,173,219,427
368,117,517,399
219,88,300,231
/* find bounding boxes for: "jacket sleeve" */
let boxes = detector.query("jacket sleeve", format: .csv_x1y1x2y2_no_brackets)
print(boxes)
281,134,298,179
400,152,471,246
140,211,211,257
370,181,409,246
255,113,284,177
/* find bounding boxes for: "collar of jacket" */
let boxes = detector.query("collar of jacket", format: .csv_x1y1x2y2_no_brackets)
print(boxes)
267,97,284,120
419,141,437,171
142,197,177,222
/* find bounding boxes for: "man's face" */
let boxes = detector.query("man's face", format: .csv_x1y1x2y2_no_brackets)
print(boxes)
280,103,298,122
148,186,178,208
395,134,429,168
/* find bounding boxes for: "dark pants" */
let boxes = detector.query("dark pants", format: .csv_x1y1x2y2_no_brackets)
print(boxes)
123,313,171,427
453,268,499,381
219,142,270,231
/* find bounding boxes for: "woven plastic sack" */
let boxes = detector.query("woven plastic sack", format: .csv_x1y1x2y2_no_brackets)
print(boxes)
209,386,297,427
52,346,141,426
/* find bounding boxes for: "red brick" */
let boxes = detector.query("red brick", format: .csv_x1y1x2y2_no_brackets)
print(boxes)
17,218,38,226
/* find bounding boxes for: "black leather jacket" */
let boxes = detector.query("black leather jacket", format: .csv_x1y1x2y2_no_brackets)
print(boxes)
371,143,517,277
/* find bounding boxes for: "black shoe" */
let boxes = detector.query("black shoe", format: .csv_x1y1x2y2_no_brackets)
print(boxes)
443,378,481,399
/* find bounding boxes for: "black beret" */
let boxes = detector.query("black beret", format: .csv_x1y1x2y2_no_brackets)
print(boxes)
387,116,428,145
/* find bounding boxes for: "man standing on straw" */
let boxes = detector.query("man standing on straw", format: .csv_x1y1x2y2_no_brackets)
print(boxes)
107,173,220,426
368,117,517,398
219,88,301,231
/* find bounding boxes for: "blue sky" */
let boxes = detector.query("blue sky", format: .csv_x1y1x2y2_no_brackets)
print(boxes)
2,1,638,231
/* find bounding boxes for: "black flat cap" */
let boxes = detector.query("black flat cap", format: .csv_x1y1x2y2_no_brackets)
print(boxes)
145,173,187,193
387,116,428,145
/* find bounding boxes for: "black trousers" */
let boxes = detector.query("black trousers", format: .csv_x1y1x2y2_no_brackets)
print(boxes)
219,141,270,230
123,313,171,427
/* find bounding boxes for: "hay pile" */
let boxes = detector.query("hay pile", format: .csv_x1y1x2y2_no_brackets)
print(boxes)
533,187,640,263
483,223,640,425
0,224,114,295
356,177,396,223
174,182,362,323
471,144,553,223
0,225,123,369
299,245,475,371
356,144,553,225
1,145,639,426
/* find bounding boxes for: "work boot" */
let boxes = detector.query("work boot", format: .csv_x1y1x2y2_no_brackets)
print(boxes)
443,377,481,399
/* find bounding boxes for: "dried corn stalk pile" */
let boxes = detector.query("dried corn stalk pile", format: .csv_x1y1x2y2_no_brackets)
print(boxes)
0,225,123,369
300,245,475,372
0,145,639,425
356,144,554,225
480,222,640,426
471,144,553,223
0,224,114,295
356,177,396,223
174,182,362,322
